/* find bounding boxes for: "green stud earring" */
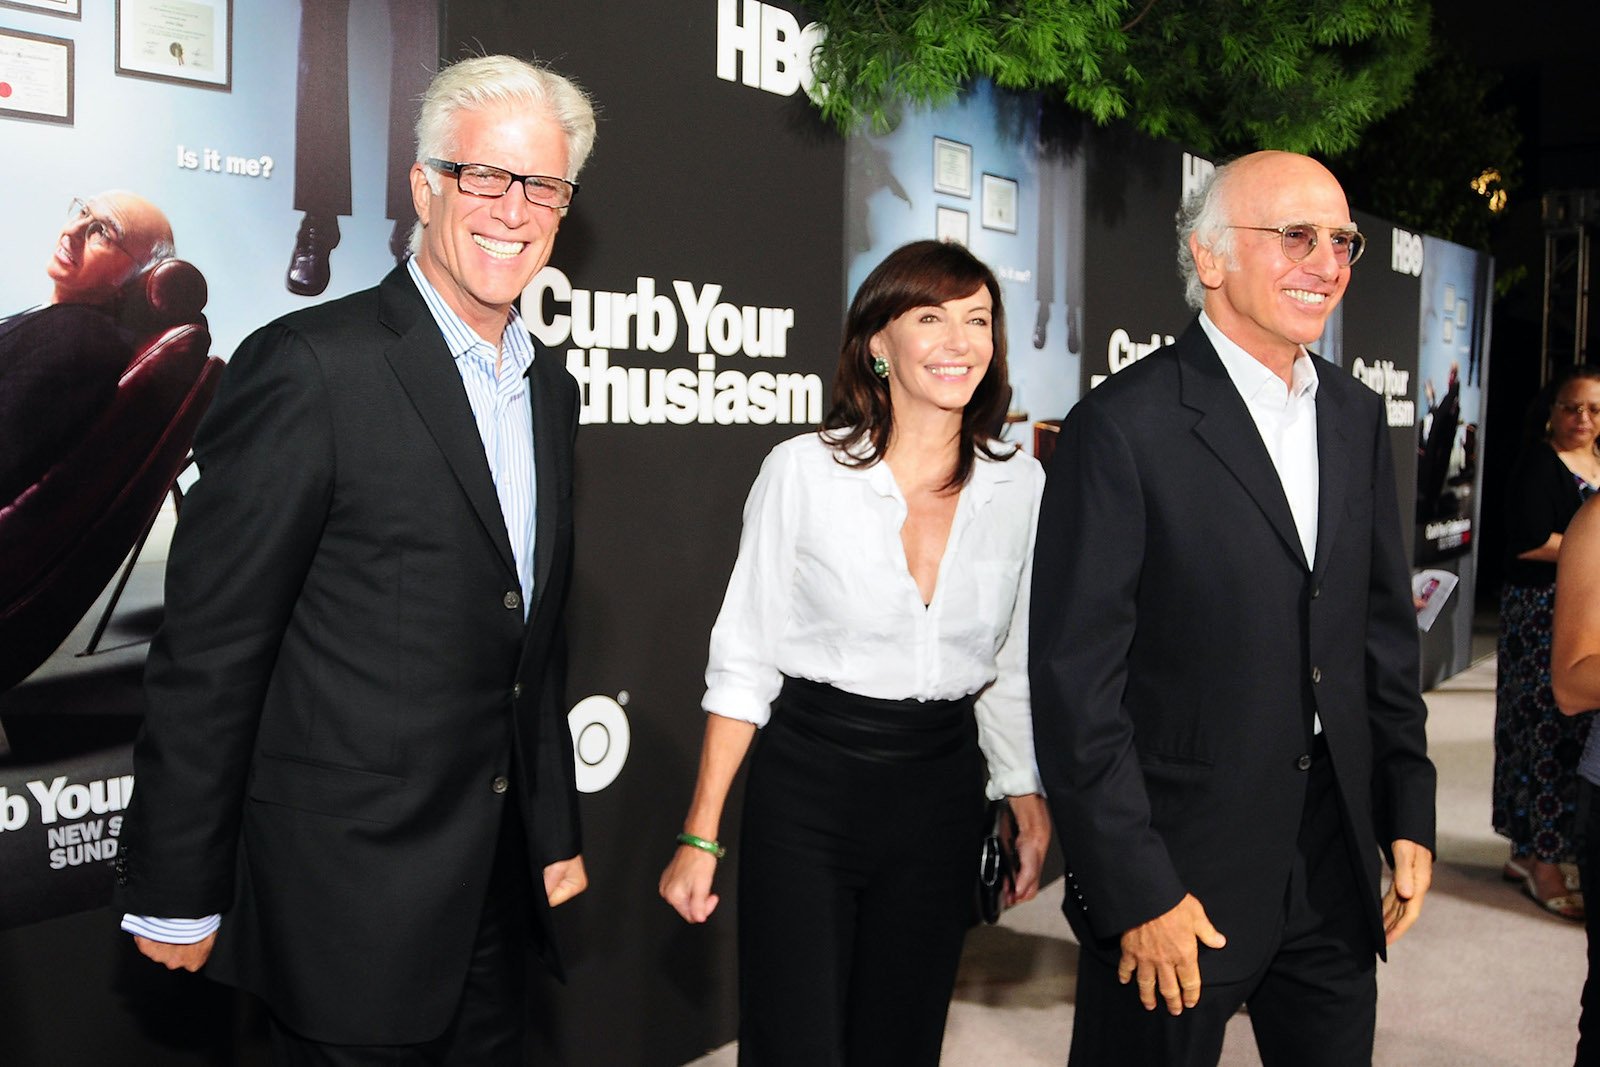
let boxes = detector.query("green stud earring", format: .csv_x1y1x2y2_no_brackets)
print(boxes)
871,356,889,378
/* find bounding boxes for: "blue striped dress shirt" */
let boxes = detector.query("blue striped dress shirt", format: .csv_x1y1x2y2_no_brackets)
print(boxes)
405,255,538,620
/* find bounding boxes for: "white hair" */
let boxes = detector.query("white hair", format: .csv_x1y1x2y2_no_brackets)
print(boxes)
409,55,598,253
1175,161,1239,310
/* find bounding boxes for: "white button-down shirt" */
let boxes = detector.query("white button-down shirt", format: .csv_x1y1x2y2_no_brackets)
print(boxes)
703,431,1045,798
1200,312,1323,734
1200,312,1320,565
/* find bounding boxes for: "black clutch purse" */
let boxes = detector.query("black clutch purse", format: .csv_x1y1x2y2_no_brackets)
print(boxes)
976,799,1018,925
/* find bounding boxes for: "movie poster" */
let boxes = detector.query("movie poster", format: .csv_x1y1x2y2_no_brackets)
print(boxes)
1414,235,1492,564
0,0,439,929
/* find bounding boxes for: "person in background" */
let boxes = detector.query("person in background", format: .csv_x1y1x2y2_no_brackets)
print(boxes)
115,55,595,1064
0,192,174,503
1494,364,1600,921
1556,494,1600,1064
659,239,1051,1065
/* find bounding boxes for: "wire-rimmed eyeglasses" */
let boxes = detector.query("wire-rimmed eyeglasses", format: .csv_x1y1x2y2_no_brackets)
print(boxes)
66,198,137,262
1228,222,1366,267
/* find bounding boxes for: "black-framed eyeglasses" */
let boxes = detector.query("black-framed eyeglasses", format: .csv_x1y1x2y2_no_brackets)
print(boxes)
426,158,578,210
67,197,136,261
1557,402,1600,419
1228,222,1366,267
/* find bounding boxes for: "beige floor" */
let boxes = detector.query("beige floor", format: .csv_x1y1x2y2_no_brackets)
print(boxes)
688,656,1590,1065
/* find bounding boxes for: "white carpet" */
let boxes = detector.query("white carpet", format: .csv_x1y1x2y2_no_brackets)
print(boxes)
689,656,1588,1065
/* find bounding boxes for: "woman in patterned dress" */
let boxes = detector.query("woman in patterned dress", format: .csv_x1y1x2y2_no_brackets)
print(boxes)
1495,365,1600,918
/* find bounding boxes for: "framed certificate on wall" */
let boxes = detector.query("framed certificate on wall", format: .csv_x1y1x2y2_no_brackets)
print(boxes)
0,28,73,124
115,0,232,91
932,137,972,198
981,174,1018,233
0,0,81,17
935,205,968,247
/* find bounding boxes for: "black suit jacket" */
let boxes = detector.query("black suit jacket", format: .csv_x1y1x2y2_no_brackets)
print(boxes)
1030,320,1435,983
0,303,131,504
115,266,581,1044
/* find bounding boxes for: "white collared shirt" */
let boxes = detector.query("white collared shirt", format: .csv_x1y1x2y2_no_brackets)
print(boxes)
1199,312,1320,565
702,431,1045,798
1199,312,1323,734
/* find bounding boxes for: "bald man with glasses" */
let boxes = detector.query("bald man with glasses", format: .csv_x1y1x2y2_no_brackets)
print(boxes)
0,191,174,504
1031,151,1436,1066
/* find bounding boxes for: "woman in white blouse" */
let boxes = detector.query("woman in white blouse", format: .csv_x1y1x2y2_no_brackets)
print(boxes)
659,240,1051,1064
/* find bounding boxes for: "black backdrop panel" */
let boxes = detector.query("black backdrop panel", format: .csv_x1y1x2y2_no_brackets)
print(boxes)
1343,209,1425,562
444,3,845,1062
1081,128,1195,393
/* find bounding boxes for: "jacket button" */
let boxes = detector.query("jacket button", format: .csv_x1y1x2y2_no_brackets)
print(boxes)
1311,585,1321,599
1310,666,1322,684
1296,754,1313,771
512,682,523,699
492,776,510,794
503,590,521,611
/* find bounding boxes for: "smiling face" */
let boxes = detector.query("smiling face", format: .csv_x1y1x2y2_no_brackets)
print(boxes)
1193,152,1354,369
47,192,170,307
869,285,995,422
410,101,569,341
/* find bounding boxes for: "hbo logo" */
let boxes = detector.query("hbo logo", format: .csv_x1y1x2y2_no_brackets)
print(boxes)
568,694,631,794
1391,228,1424,277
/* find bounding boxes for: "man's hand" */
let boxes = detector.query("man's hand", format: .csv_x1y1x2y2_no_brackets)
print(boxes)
1117,894,1227,1015
1005,794,1052,906
543,855,588,907
1382,838,1433,944
134,932,216,972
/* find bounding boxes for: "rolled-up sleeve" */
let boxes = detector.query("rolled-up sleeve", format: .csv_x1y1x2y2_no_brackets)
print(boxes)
702,444,801,726
976,461,1046,799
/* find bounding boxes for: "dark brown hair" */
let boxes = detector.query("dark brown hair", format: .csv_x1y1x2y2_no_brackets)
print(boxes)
820,240,1013,490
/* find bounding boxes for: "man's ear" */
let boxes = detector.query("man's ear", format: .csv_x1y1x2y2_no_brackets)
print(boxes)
1192,232,1226,291
410,163,434,233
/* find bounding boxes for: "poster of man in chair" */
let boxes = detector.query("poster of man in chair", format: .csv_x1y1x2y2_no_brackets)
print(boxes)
0,0,438,929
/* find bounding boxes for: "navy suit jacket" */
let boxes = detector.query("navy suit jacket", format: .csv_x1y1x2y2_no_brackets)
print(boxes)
116,266,581,1044
1030,320,1435,982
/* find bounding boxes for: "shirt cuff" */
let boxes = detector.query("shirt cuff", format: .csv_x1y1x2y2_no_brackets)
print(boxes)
986,767,1044,802
702,687,772,727
121,913,221,943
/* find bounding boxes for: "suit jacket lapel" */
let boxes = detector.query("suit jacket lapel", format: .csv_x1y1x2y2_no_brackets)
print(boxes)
1178,324,1310,571
1310,361,1351,583
377,269,518,576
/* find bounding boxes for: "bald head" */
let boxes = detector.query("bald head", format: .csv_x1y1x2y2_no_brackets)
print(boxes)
47,191,175,307
1178,151,1356,370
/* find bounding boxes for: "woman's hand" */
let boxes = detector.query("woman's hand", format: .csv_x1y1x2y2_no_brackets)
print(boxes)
1005,793,1053,906
659,844,722,923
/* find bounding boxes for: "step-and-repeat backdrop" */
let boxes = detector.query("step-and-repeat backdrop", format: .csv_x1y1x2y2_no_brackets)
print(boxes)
0,1,1489,1061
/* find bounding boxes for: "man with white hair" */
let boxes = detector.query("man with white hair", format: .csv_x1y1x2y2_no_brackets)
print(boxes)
0,191,175,503
116,55,597,1063
1031,151,1436,1066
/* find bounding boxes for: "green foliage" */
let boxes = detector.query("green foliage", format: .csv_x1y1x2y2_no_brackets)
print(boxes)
808,0,1431,156
1332,44,1522,254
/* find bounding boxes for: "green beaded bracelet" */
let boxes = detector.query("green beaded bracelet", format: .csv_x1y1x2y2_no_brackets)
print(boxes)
676,832,726,859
